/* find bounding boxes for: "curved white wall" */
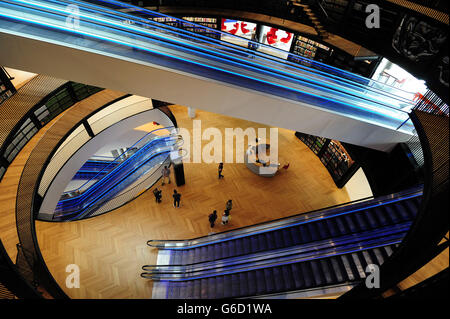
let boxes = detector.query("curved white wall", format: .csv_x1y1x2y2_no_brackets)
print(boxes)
38,105,174,221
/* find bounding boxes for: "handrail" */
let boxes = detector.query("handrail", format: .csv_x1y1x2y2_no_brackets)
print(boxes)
0,0,419,121
59,126,175,197
143,222,412,270
64,0,418,106
55,136,180,219
142,235,403,281
147,186,423,249
88,0,418,97
58,149,173,220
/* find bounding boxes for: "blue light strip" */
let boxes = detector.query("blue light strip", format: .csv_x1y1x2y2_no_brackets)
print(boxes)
143,222,411,271
0,5,411,128
58,126,173,199
155,192,421,250
149,240,403,281
56,150,171,220
56,136,176,214
15,0,414,111
90,0,408,92
43,0,414,105
66,150,172,220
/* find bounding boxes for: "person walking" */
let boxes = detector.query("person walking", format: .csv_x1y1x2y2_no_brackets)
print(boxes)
161,165,171,185
221,209,230,225
173,189,181,208
226,199,232,212
218,162,224,179
209,210,218,228
153,188,162,203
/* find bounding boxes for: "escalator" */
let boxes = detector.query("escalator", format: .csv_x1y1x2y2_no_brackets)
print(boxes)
0,0,418,150
72,158,119,180
54,126,181,221
143,187,422,298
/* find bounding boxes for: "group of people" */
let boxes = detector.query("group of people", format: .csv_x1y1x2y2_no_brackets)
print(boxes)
208,200,233,229
153,165,182,208
153,164,235,228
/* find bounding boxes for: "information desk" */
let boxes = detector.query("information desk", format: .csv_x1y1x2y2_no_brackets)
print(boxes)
244,144,279,177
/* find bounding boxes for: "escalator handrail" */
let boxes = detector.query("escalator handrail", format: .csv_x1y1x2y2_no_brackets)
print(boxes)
147,186,423,249
142,238,402,281
58,148,174,220
88,0,419,98
68,0,417,106
2,0,415,112
59,125,175,198
56,136,177,212
143,222,412,272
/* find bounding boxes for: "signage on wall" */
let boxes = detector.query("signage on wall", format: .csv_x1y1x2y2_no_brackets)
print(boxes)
259,25,293,52
221,19,257,40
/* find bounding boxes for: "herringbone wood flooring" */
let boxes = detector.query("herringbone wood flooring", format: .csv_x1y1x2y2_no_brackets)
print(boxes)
32,105,352,298
6,105,445,299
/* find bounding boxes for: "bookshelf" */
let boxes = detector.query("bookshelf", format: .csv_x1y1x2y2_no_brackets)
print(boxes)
295,132,359,188
181,17,219,39
290,35,332,62
149,16,219,39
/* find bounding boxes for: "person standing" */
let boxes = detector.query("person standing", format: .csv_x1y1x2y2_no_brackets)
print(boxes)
218,162,224,179
173,189,181,208
162,165,171,185
221,209,230,225
153,188,162,203
209,210,218,228
226,199,232,212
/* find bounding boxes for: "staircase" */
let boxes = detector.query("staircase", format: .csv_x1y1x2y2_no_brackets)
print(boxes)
291,0,329,39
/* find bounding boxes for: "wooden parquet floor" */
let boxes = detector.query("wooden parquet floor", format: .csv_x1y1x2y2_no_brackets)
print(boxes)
1,103,447,299
30,105,352,299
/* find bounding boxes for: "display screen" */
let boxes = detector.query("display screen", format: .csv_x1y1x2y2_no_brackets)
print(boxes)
220,19,257,47
256,25,293,59
221,19,257,39
259,26,293,51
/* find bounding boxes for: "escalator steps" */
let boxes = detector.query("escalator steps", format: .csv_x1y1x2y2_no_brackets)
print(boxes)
290,263,306,289
223,275,232,298
306,223,320,241
247,270,257,296
309,260,325,286
300,262,314,288
373,208,389,226
239,272,249,296
363,210,380,228
255,269,267,295
353,212,370,231
350,253,367,279
281,266,295,291
319,258,335,284
264,268,275,293
281,229,294,246
334,217,349,235
207,277,216,299
273,230,285,248
343,214,359,233
231,274,240,298
329,257,345,283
